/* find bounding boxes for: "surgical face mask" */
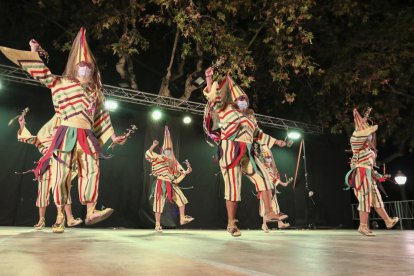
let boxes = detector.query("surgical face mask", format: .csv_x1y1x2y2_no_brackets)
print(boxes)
164,149,171,156
237,100,248,110
78,65,93,77
265,157,272,164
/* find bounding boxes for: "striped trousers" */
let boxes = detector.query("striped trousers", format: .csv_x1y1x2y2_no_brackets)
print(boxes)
153,180,188,213
352,168,384,212
219,140,272,201
354,184,384,212
36,159,74,207
48,140,100,206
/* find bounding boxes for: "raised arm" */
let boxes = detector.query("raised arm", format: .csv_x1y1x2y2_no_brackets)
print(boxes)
203,67,224,110
17,115,50,154
0,40,58,88
145,140,161,162
17,115,36,145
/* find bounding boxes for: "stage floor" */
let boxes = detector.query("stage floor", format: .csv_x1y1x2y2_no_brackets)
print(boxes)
0,227,413,275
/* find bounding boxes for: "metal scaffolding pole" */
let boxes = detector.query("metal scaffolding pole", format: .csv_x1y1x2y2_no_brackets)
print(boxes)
0,64,323,134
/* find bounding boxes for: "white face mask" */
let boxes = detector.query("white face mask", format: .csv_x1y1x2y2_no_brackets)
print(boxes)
265,157,272,164
78,65,93,77
164,149,171,156
237,100,248,110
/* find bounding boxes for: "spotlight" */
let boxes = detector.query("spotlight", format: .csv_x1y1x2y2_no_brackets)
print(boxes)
104,99,118,112
151,109,162,121
193,77,205,86
394,170,407,185
192,72,205,87
183,116,192,124
287,130,301,140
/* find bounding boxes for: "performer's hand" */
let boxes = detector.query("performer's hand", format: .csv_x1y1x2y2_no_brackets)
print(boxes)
183,160,192,174
112,134,127,145
184,165,192,174
275,140,286,147
18,115,25,130
205,67,214,78
152,140,159,147
29,39,40,52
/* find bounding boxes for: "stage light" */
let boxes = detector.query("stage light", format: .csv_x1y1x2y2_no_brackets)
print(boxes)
151,109,162,121
183,116,192,124
394,170,407,185
104,99,118,111
287,130,301,140
193,77,205,86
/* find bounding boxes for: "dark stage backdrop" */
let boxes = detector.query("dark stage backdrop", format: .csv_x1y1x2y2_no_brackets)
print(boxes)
0,82,353,229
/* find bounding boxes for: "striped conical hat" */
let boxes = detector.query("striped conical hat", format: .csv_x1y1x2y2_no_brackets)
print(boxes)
219,75,248,102
162,126,173,153
352,108,377,137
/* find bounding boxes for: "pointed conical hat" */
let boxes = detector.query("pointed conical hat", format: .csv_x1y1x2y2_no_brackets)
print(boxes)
162,125,173,153
219,75,248,102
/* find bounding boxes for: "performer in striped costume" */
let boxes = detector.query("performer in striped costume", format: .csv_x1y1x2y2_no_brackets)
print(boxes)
345,108,399,236
204,67,288,237
17,113,82,230
145,126,194,232
257,147,290,233
0,27,126,233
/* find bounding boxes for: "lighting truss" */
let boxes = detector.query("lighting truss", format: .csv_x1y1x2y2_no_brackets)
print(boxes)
0,64,323,134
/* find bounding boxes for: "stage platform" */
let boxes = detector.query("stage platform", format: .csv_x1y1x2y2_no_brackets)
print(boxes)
0,227,413,275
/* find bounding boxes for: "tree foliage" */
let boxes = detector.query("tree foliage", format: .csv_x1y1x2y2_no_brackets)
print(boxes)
0,0,413,149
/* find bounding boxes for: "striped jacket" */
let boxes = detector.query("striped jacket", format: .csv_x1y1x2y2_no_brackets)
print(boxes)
0,47,113,145
350,135,376,169
203,81,276,148
145,150,186,183
349,135,383,180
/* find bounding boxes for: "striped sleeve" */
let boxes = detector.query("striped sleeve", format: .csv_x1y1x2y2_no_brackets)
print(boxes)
173,164,186,184
17,126,48,154
93,96,115,145
252,115,276,148
17,127,36,145
274,171,282,185
145,150,161,162
203,81,224,110
0,46,58,89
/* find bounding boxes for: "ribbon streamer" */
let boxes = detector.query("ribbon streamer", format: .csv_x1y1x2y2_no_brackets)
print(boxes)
293,139,303,190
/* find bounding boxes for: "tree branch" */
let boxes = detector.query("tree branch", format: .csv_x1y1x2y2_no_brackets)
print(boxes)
159,29,180,96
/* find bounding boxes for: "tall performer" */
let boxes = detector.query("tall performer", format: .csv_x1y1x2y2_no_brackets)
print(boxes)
145,126,194,232
203,67,288,237
258,147,290,233
17,113,82,231
345,107,399,236
0,27,127,233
